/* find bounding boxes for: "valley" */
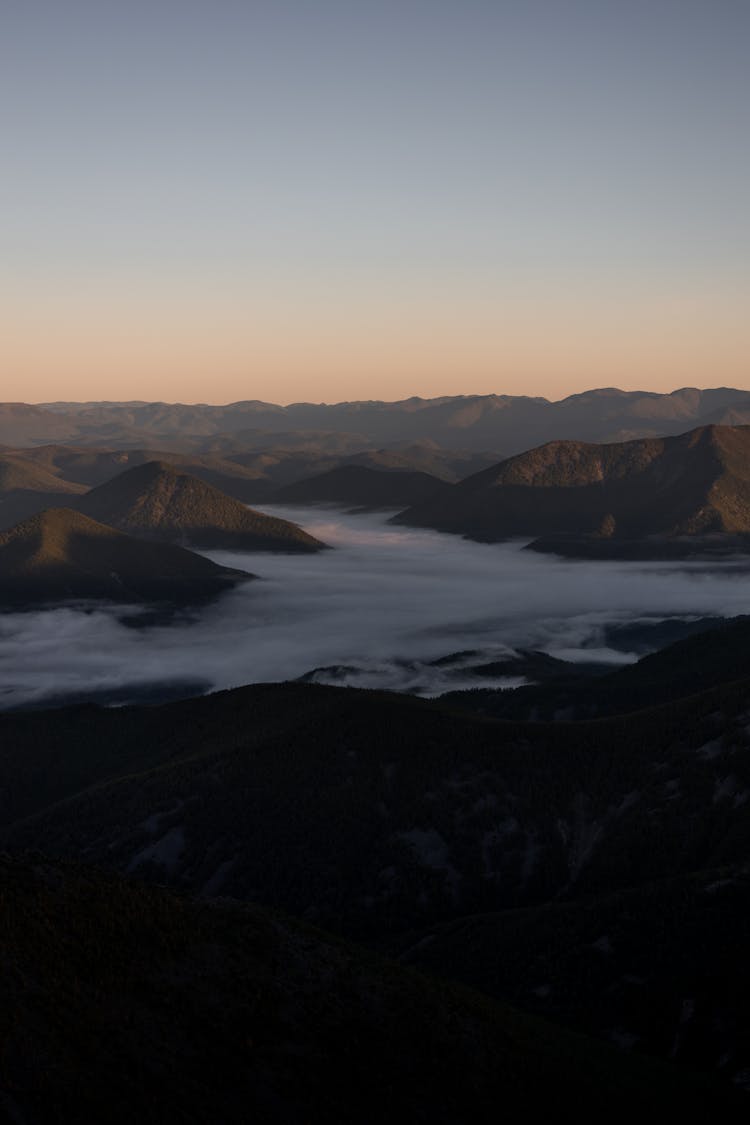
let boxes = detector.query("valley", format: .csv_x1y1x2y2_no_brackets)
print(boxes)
3,407,750,1119
1,505,748,709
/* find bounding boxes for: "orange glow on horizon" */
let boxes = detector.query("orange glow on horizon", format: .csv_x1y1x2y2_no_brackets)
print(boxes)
3,287,748,405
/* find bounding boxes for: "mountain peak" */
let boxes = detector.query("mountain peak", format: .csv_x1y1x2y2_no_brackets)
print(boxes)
78,462,327,552
393,423,750,551
0,507,251,607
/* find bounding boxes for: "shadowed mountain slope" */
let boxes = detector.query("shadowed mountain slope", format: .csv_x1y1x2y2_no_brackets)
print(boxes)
340,441,499,481
5,678,750,940
0,456,85,495
272,464,449,508
11,444,272,501
2,855,738,1125
0,507,250,607
6,676,750,1094
399,862,750,1089
442,614,750,723
393,424,750,552
0,453,87,530
77,461,327,551
203,445,498,500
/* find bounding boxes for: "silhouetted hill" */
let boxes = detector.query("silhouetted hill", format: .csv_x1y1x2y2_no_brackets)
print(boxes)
77,461,327,551
0,453,87,529
3,677,750,945
6,674,750,1091
0,507,250,606
272,464,449,508
442,615,750,722
400,863,750,1088
394,424,750,555
2,855,735,1125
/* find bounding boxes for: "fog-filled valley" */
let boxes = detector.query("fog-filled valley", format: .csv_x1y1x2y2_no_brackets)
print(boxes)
1,504,749,709
4,406,750,1123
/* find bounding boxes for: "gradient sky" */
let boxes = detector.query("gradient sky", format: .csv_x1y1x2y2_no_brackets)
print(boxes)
2,0,749,404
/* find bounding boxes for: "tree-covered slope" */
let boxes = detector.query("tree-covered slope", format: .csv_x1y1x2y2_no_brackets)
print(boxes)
393,424,750,553
398,863,750,1090
272,464,448,508
4,676,750,1098
5,680,750,940
77,461,327,551
3,854,738,1125
0,507,250,607
0,453,88,530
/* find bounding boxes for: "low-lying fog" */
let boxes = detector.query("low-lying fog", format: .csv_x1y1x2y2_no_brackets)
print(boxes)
1,505,749,708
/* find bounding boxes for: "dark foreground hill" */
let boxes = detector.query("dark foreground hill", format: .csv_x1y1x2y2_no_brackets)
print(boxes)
77,461,327,551
400,862,750,1088
442,614,750,723
7,679,750,940
5,672,750,1093
272,464,449,508
393,424,750,556
0,507,250,607
2,855,737,1125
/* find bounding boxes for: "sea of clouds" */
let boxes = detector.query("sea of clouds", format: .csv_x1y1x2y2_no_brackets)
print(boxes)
0,505,748,708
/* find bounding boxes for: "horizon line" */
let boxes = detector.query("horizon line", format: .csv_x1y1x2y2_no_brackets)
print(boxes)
22,384,748,411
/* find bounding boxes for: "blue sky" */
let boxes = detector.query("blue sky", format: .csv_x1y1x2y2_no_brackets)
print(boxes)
2,0,749,402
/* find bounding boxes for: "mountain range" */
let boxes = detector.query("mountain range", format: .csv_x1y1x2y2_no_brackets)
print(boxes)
6,418,750,564
0,441,490,508
7,420,750,565
0,456,327,607
4,387,750,455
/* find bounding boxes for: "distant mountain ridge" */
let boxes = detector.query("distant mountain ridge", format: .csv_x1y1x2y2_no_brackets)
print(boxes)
0,386,746,454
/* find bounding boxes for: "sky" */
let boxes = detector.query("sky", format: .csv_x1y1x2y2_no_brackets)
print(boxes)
2,0,749,404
